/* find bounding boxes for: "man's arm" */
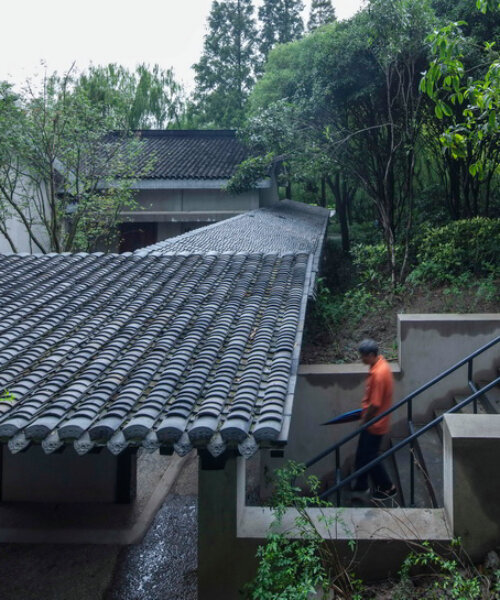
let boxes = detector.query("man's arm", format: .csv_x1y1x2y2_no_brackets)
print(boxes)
363,404,378,424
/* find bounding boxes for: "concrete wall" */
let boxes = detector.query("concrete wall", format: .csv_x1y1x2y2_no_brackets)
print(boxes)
261,363,401,490
265,315,500,484
1,446,132,503
258,172,279,207
198,454,261,600
128,188,261,219
198,455,450,599
0,176,50,254
398,315,500,419
443,414,500,560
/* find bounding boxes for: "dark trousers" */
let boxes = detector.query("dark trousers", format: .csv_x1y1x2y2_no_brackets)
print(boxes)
354,429,392,491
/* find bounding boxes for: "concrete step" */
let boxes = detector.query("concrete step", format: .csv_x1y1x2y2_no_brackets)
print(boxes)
413,425,444,507
391,436,431,508
453,393,489,415
433,408,447,440
344,452,402,508
475,379,500,413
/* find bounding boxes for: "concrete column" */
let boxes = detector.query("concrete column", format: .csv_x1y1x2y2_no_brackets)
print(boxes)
443,414,500,560
197,452,260,599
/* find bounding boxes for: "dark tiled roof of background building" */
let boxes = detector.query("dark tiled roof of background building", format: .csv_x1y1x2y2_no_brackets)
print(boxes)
120,130,247,180
136,200,330,293
0,252,311,458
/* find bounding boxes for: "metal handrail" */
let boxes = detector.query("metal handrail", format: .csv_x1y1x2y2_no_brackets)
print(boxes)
304,335,500,505
318,376,500,501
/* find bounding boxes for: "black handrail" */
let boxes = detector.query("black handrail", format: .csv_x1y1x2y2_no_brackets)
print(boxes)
318,376,500,501
304,335,500,505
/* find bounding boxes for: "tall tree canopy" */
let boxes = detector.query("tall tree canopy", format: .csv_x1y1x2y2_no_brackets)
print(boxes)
419,0,500,219
76,63,185,130
239,0,436,279
193,0,257,127
0,69,142,253
307,0,336,31
258,0,305,61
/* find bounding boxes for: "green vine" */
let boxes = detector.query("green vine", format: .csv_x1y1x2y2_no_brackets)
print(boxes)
244,461,361,599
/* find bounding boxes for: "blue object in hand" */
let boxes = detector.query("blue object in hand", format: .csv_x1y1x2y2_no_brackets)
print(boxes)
321,408,362,425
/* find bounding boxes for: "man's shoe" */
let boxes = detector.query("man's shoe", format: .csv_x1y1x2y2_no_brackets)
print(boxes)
372,485,397,500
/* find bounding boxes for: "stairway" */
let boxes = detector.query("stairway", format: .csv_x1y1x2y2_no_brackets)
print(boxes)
388,373,500,509
338,373,500,509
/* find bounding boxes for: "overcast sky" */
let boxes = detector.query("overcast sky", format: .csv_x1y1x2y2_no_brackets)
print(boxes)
1,0,364,91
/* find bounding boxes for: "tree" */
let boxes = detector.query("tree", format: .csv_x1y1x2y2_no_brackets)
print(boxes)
308,0,336,31
193,0,257,127
76,63,185,130
420,2,500,218
0,69,143,253
258,0,305,61
0,83,28,252
245,0,435,279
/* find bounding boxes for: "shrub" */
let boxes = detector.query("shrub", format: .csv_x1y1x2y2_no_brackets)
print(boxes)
409,218,500,284
351,242,391,288
244,462,360,600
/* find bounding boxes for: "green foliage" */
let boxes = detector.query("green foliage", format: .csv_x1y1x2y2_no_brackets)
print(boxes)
351,242,392,288
312,278,385,340
409,218,500,283
421,2,500,178
249,0,436,282
225,153,275,193
0,69,144,253
308,0,336,31
245,461,360,599
396,540,484,599
258,0,305,61
0,390,15,404
193,0,257,128
76,63,185,130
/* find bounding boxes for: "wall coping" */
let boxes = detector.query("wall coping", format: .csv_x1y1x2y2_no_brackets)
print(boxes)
298,362,401,375
399,313,500,323
235,458,450,542
444,414,500,439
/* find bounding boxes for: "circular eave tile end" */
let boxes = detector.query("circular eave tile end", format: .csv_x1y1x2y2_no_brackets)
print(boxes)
156,426,183,444
253,425,281,442
220,426,248,443
188,426,215,444
88,425,115,442
0,424,20,440
123,424,149,441
58,424,85,441
25,424,52,442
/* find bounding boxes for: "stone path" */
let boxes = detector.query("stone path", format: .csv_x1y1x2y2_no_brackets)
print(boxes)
106,495,198,600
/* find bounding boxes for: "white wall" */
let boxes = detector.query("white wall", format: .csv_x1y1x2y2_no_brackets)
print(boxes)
0,176,50,254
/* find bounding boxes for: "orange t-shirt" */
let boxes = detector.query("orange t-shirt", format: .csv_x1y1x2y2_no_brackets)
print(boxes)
361,356,393,435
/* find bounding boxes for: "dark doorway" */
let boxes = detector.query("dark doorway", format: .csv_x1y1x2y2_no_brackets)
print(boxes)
119,222,158,253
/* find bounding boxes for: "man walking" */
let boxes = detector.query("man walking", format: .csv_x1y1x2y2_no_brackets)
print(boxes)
352,339,397,499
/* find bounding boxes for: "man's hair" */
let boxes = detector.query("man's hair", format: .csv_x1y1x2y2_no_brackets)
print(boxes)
358,339,379,356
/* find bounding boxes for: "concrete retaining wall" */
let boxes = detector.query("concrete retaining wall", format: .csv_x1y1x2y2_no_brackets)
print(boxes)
263,315,500,484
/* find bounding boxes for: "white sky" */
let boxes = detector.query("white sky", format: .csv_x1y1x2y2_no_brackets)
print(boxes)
1,0,364,92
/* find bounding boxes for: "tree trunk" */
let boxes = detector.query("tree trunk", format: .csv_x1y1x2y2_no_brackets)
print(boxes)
327,174,350,254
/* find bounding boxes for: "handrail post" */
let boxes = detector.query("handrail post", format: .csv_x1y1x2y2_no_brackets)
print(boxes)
335,448,341,506
468,359,478,413
410,440,415,506
407,398,413,422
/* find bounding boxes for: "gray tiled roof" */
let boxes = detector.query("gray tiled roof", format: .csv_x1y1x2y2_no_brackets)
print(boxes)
136,200,329,293
0,252,311,458
137,200,329,256
113,129,247,180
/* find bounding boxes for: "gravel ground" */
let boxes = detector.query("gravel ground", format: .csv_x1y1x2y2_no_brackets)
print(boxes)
106,495,198,600
0,453,199,600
